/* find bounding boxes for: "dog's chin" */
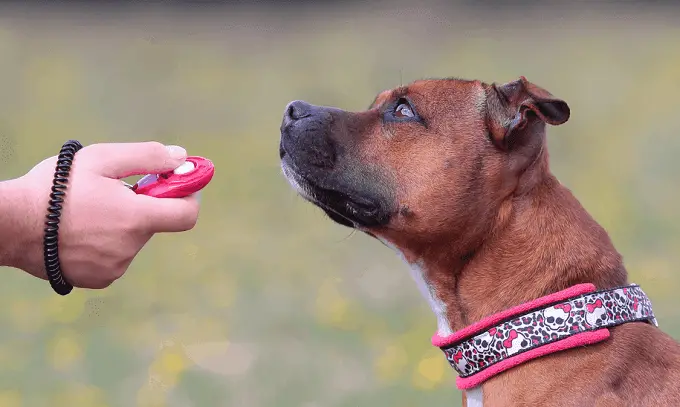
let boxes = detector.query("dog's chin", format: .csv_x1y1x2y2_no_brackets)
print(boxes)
280,160,389,229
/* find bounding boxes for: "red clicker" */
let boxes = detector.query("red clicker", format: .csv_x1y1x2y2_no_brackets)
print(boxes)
131,156,215,198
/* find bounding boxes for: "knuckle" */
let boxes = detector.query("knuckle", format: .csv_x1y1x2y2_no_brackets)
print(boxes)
108,260,129,282
100,254,132,285
142,141,167,159
141,141,174,169
124,209,147,233
76,143,110,169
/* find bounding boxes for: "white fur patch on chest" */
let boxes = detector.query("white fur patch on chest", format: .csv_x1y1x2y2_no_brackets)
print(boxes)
378,239,454,337
408,260,454,337
466,387,484,407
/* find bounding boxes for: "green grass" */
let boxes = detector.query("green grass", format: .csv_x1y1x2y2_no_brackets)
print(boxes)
0,4,678,407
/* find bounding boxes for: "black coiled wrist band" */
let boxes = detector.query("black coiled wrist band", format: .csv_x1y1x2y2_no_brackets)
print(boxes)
44,140,83,296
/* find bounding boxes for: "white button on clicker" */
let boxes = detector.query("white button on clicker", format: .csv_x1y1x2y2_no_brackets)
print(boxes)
173,161,195,175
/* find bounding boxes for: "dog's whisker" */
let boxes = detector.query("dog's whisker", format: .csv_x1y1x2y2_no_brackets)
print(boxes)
337,229,356,243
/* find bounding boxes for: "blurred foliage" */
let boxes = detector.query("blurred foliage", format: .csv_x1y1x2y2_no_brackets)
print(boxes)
0,3,678,407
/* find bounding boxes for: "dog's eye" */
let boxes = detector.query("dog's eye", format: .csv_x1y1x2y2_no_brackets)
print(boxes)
394,99,414,118
383,97,422,125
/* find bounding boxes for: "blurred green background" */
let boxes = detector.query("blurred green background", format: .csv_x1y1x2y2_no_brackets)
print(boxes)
0,2,678,406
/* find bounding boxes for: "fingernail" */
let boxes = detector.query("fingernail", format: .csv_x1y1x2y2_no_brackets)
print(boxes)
194,191,202,204
165,145,187,161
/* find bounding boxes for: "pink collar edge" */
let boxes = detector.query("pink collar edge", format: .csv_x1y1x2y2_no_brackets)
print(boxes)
432,283,596,347
432,283,658,390
455,329,610,389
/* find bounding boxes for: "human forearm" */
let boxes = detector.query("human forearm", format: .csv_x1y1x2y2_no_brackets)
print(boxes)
0,142,201,291
0,177,43,272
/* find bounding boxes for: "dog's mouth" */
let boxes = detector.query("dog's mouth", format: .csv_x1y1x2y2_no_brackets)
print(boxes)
280,146,385,229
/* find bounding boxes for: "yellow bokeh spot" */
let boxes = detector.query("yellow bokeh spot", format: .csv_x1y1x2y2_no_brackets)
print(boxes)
373,344,408,383
160,352,186,375
0,390,22,407
47,329,82,371
412,350,447,390
147,344,192,389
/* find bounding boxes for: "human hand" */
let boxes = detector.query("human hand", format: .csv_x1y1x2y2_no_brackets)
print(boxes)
1,141,201,289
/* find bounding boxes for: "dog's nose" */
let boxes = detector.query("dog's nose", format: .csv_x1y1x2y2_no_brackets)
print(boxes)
285,100,313,121
280,99,337,169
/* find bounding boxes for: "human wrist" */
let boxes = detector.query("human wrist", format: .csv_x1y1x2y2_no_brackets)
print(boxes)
0,177,44,274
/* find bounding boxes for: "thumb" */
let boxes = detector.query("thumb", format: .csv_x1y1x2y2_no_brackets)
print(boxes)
81,142,187,179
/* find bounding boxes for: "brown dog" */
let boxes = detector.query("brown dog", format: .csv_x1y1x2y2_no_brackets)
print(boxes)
278,76,680,406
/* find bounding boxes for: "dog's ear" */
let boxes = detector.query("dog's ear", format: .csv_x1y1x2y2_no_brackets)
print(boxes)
487,76,570,151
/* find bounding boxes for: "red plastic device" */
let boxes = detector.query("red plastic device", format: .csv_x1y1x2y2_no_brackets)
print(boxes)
131,156,215,198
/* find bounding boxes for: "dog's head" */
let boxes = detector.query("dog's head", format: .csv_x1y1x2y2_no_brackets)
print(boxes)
279,77,569,255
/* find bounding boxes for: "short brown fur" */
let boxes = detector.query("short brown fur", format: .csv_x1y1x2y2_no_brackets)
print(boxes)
280,77,680,406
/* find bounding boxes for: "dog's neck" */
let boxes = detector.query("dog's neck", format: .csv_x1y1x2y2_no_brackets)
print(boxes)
375,154,632,407
382,168,627,337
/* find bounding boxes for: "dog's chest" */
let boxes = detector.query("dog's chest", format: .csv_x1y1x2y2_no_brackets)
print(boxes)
466,387,483,407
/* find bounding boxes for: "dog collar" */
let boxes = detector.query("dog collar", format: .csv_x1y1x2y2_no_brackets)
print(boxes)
432,283,658,390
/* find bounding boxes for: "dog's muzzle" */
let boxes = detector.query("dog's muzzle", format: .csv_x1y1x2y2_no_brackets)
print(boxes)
279,100,337,171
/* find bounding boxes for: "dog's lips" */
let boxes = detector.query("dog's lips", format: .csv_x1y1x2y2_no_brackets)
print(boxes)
279,140,286,160
280,157,381,228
